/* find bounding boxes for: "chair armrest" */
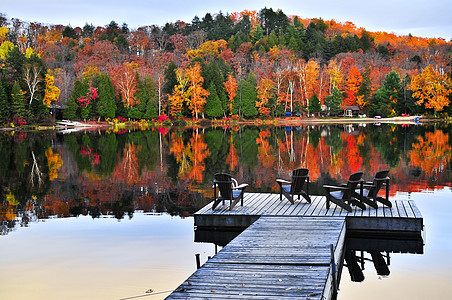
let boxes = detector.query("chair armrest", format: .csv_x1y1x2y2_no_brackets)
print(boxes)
323,185,349,190
233,183,248,190
276,179,291,184
362,183,376,188
374,177,390,182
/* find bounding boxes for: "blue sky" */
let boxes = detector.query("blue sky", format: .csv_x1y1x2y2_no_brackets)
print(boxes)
1,0,451,39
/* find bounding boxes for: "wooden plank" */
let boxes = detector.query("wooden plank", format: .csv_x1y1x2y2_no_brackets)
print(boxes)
290,196,313,216
311,196,327,216
404,200,416,218
369,206,377,218
376,206,385,218
396,200,408,218
408,200,423,219
247,193,274,215
383,203,393,218
258,194,285,215
391,199,401,217
251,193,279,215
281,200,305,215
304,196,323,216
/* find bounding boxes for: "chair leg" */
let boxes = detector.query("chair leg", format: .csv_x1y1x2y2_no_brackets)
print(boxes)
329,196,352,212
301,191,311,203
350,198,366,210
376,196,392,207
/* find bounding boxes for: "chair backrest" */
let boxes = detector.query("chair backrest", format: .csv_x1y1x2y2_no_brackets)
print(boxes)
369,170,390,198
290,168,309,194
214,173,233,199
344,172,363,199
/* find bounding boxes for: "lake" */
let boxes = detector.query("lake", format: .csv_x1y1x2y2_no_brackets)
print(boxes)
0,122,451,299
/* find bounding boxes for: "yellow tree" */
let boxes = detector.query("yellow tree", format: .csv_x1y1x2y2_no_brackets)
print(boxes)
295,59,319,108
0,27,8,43
186,62,209,119
327,59,343,93
169,68,190,117
410,65,452,113
43,74,61,108
256,78,274,116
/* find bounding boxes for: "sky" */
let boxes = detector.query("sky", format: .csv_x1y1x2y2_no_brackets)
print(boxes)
1,0,451,40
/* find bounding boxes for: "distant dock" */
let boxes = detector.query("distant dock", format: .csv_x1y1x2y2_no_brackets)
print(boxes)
167,193,423,299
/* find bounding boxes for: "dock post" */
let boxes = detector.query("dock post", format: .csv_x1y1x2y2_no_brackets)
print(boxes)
195,253,201,269
330,244,338,300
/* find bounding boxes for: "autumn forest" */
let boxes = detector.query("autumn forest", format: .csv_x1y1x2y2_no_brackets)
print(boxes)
0,8,451,126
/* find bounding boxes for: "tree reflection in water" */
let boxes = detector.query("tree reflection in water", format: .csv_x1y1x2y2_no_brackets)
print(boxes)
0,123,451,235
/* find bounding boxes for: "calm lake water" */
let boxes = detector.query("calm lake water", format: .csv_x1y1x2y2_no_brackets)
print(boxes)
0,122,451,299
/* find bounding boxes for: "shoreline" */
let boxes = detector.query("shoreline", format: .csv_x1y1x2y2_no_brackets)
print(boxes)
1,116,447,132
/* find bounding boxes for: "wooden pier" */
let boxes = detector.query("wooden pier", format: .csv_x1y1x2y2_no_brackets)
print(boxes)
168,216,345,299
167,193,423,299
194,193,423,233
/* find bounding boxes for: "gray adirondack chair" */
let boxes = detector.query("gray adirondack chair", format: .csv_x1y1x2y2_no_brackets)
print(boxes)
323,171,366,212
354,170,392,208
276,168,311,204
212,173,248,210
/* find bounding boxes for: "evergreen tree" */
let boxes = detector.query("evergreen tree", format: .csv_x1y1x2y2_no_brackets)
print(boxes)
308,94,321,115
0,80,10,123
11,81,27,121
64,80,88,120
325,86,343,116
62,26,78,39
205,82,223,118
370,70,402,117
267,31,278,48
163,61,178,95
96,74,116,120
140,77,158,119
235,72,258,118
357,67,372,113
360,30,373,52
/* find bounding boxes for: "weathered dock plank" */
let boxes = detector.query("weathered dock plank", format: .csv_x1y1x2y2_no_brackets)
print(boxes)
167,216,346,300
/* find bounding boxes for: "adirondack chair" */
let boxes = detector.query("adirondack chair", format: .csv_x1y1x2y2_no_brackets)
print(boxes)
276,168,311,204
212,173,248,210
323,172,366,212
354,170,392,208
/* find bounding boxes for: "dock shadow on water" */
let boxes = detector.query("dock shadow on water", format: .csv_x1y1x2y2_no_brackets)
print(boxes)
0,122,450,299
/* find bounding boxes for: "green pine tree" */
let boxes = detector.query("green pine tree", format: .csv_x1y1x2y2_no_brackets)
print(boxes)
235,72,258,118
97,74,116,120
0,80,10,123
370,70,402,117
205,82,223,119
308,94,321,116
140,77,158,120
11,82,27,121
325,86,343,116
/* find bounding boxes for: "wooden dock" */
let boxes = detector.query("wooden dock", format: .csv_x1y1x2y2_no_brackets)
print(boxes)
194,193,423,233
167,193,423,299
168,216,346,299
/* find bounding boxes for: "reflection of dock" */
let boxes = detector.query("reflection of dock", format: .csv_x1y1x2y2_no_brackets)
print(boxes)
167,193,423,299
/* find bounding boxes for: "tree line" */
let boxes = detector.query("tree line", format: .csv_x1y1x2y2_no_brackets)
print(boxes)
0,8,451,125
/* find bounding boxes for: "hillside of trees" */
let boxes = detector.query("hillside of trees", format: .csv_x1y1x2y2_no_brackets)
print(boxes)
0,8,451,125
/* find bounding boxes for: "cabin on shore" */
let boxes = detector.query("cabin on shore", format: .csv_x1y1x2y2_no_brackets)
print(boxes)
344,105,360,117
